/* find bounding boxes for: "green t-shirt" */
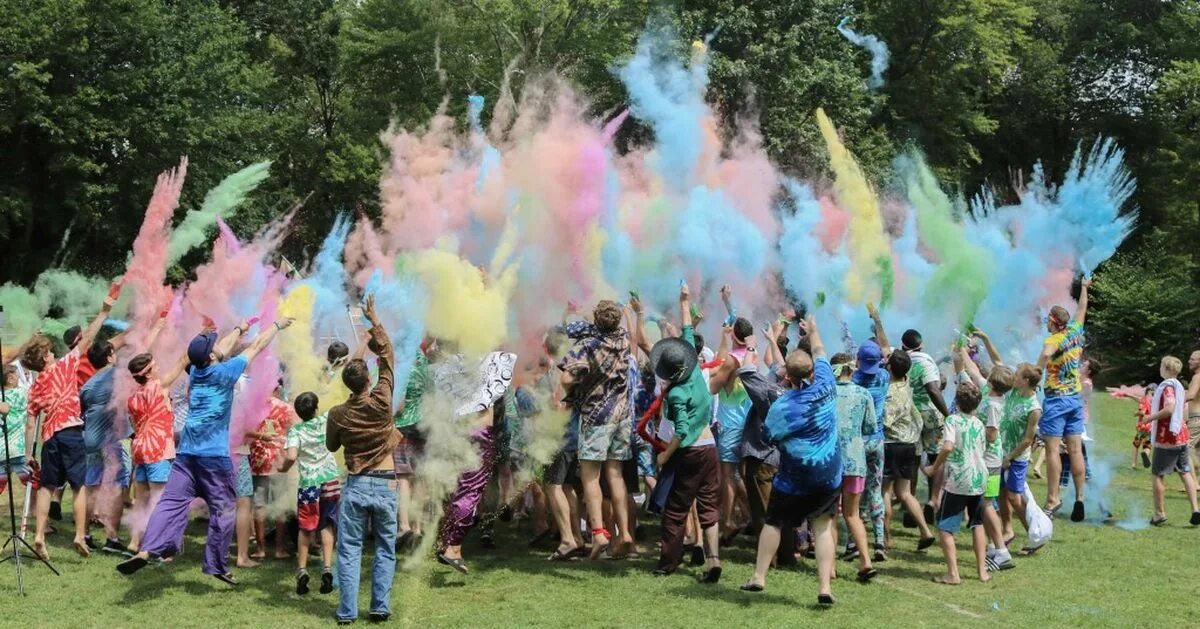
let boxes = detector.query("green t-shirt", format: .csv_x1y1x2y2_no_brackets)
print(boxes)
285,414,340,488
978,382,1004,469
395,353,428,429
664,326,712,449
2,387,29,458
1000,391,1041,462
943,412,987,496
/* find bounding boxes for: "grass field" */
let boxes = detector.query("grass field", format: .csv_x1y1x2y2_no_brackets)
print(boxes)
1,394,1195,627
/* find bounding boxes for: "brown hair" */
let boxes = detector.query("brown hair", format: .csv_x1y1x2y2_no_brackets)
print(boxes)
21,336,53,373
785,349,814,384
987,365,1015,395
955,381,983,414
593,300,623,333
1015,363,1042,389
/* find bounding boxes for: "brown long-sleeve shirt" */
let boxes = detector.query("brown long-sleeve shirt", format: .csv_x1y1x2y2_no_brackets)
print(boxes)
326,323,397,474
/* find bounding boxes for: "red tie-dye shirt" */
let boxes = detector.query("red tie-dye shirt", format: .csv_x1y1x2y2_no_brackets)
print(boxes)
249,398,297,475
128,379,177,465
28,348,86,441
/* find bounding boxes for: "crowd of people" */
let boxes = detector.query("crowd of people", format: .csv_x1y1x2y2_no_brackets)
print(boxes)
2,275,1199,621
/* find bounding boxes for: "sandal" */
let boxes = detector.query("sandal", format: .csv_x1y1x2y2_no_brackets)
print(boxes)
589,528,611,560
740,582,764,592
1150,515,1169,527
856,568,878,583
1043,502,1062,518
548,548,577,562
437,553,469,574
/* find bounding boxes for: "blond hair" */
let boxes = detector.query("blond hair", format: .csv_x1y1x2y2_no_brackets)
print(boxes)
1161,356,1183,378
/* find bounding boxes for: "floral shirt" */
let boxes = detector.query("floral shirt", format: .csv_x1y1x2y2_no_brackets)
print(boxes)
835,381,876,477
2,386,30,458
286,415,340,488
250,398,297,475
1000,392,1041,462
943,412,987,496
128,379,177,465
28,348,85,441
558,325,632,430
883,380,922,445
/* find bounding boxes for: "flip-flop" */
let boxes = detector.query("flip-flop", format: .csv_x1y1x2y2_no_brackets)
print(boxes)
856,568,878,583
1043,502,1062,518
566,547,588,559
1002,535,1015,548
117,555,148,575
1150,515,1169,527
395,530,414,552
917,536,936,551
548,549,577,562
213,572,239,586
740,583,764,592
438,553,469,574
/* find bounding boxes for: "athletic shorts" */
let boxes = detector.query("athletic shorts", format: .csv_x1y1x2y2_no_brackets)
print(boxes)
1151,446,1191,477
1039,394,1085,438
235,455,254,498
85,445,131,488
936,491,984,534
883,442,918,481
578,417,632,462
1002,460,1028,494
764,488,839,530
545,449,580,487
298,480,341,532
133,460,173,484
842,475,865,495
718,420,745,464
636,443,656,478
252,474,287,509
985,472,1001,500
40,427,86,490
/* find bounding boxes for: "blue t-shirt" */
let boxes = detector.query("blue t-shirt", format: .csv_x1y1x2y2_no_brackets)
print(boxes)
80,367,128,453
852,369,890,441
179,356,249,458
765,358,841,496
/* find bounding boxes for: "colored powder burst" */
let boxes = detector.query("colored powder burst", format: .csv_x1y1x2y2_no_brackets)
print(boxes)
407,249,515,356
303,212,354,344
125,157,188,353
166,161,271,265
816,108,889,305
778,179,850,336
836,16,890,89
896,152,993,324
0,284,43,341
33,270,109,326
277,284,325,399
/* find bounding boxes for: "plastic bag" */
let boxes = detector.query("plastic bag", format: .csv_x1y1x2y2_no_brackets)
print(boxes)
1024,485,1053,548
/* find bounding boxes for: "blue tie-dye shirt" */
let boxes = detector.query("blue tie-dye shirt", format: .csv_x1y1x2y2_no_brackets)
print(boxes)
852,369,890,440
765,358,842,495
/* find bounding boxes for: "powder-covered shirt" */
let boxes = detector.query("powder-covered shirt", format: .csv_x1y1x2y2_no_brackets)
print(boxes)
766,358,840,496
1154,386,1189,448
835,381,876,477
907,351,941,411
716,379,751,433
943,412,987,496
663,327,713,449
286,415,340,488
1043,320,1085,397
852,369,890,441
28,348,86,441
128,379,176,465
1000,392,1041,462
981,391,1005,469
394,352,428,429
179,356,249,458
80,367,128,453
2,385,30,457
883,380,922,444
250,398,297,475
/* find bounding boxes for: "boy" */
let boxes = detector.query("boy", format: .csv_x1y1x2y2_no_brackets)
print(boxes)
249,381,295,560
881,350,936,551
924,382,989,585
1145,356,1200,526
0,366,36,504
1132,384,1154,469
280,392,340,595
999,364,1043,553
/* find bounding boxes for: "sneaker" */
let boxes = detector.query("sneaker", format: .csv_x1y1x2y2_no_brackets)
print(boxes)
1191,512,1200,526
499,505,514,523
1070,500,1085,523
48,501,62,522
368,612,390,623
1141,451,1151,468
320,570,335,594
335,618,355,626
817,593,836,606
84,535,100,551
296,570,310,595
841,543,859,561
873,548,888,562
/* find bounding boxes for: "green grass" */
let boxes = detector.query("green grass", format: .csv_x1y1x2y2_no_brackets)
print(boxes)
2,395,1195,627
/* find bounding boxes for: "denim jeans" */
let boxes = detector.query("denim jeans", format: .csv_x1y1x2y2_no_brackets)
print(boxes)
336,474,399,621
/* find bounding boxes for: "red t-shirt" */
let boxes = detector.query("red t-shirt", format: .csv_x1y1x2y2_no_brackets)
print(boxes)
249,398,297,475
1154,387,1190,447
128,380,177,465
76,358,97,389
28,349,85,441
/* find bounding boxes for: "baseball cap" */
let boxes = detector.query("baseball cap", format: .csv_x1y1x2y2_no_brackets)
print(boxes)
187,332,218,367
856,340,884,375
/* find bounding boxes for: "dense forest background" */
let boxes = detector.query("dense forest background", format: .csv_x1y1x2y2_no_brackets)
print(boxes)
2,0,1198,381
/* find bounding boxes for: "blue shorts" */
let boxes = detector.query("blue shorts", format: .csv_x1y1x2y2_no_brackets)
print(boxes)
635,444,656,478
718,420,745,464
1003,459,1029,494
1039,394,1085,438
134,460,174,484
235,455,254,498
85,446,131,488
41,427,87,490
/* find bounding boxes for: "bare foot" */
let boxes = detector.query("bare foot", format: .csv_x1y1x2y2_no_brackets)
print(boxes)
933,574,961,585
33,540,49,561
236,558,260,568
589,533,610,560
979,573,992,583
74,538,91,558
274,551,291,560
250,551,267,560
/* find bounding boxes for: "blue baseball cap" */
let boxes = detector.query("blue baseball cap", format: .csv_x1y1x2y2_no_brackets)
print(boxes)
856,340,884,375
187,332,218,367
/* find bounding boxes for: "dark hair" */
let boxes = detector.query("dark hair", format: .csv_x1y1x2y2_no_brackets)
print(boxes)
128,353,154,385
294,391,319,420
693,334,705,355
64,325,83,349
342,359,370,394
901,329,922,350
796,335,812,356
887,349,912,379
327,341,350,364
21,336,53,372
955,381,983,414
2,364,15,383
86,339,114,370
733,317,754,342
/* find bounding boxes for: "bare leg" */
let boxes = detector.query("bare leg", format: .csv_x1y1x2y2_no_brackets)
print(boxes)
397,475,413,533
72,485,90,556
546,484,579,555
936,531,960,584
842,491,873,572
1153,475,1166,518
746,524,781,588
1064,435,1086,504
973,526,990,581
320,526,335,570
1043,436,1063,509
236,496,258,567
34,486,52,559
578,460,607,556
882,480,894,549
297,530,312,570
895,479,933,539
1183,471,1200,512
604,461,634,549
252,509,267,559
812,515,835,597
275,517,289,558
982,503,1005,551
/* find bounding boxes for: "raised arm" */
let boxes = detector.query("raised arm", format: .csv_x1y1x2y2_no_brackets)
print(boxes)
958,347,986,388
240,318,295,364
630,296,653,357
1077,278,1092,325
361,296,394,403
867,302,890,353
708,326,738,394
79,279,123,353
972,329,1003,367
679,281,693,329
161,354,191,389
805,314,825,359
214,321,248,358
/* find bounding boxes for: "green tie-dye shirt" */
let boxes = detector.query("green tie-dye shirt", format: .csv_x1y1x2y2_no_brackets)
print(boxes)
942,412,987,496
1000,392,1041,463
2,386,29,458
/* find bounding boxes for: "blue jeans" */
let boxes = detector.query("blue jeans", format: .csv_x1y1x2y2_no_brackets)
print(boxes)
336,474,398,621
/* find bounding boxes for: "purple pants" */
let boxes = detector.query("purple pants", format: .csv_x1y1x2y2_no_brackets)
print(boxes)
139,454,236,576
439,426,496,546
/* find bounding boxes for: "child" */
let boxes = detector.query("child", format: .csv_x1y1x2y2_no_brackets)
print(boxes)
831,353,878,582
924,382,989,585
249,381,296,560
1132,384,1155,469
1000,364,1043,554
0,365,37,503
279,392,341,595
880,350,936,552
1145,356,1200,527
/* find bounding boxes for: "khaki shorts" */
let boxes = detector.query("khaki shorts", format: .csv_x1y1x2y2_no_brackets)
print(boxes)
1188,415,1200,449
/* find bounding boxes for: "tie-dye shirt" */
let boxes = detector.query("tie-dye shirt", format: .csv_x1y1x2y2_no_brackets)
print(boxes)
766,358,841,495
2,385,30,457
1000,392,1041,462
834,381,876,477
28,348,86,441
1044,320,1085,397
942,412,987,496
128,379,177,465
250,398,298,475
